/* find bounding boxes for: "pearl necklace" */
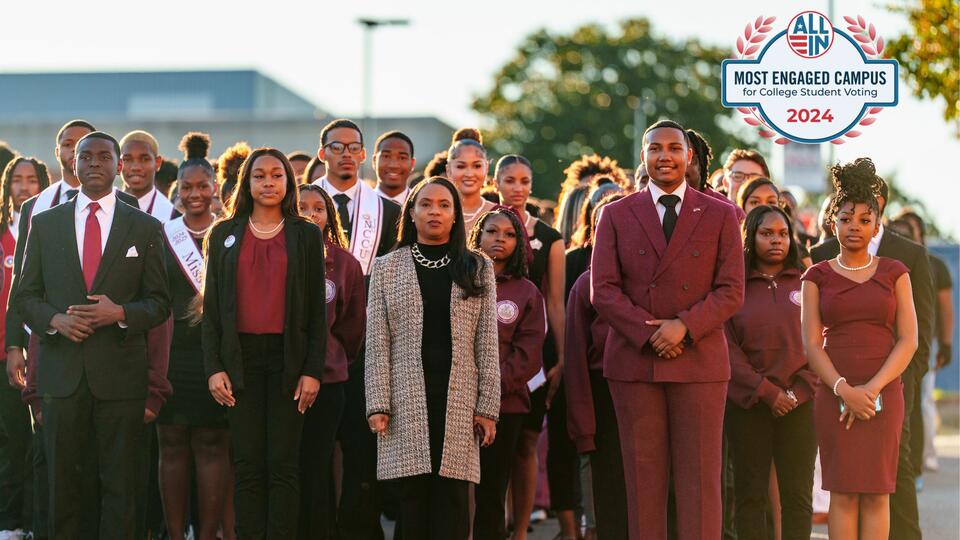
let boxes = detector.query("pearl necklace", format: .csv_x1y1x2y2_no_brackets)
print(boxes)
184,213,216,236
462,200,488,222
248,217,285,235
411,243,451,269
836,254,874,271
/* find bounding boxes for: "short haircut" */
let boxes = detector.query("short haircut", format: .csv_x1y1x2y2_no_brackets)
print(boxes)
119,130,159,156
287,151,312,163
723,148,771,178
76,131,121,158
375,130,415,157
320,118,363,146
642,119,686,145
56,119,96,145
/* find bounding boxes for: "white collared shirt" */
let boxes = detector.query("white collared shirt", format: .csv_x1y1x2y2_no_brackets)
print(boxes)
137,187,157,212
75,190,117,267
315,176,360,220
11,211,20,237
647,181,687,224
868,223,884,256
375,186,409,207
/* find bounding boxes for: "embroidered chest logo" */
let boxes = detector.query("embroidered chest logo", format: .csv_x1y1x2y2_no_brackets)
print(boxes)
789,290,802,306
325,279,337,304
496,300,519,324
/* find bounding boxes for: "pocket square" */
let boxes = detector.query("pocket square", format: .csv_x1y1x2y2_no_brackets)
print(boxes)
125,246,139,258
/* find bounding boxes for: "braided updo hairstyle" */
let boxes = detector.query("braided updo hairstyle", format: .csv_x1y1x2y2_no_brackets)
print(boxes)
829,157,882,219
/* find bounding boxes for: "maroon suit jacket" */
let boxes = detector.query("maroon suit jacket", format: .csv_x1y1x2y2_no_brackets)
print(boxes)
590,186,744,383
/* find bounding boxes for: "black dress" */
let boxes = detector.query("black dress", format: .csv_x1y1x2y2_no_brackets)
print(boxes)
157,236,226,427
523,219,563,431
413,242,454,472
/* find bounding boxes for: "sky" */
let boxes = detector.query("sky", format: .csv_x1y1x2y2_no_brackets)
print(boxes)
4,0,959,238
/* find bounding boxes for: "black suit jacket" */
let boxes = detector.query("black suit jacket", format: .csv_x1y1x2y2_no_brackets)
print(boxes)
377,198,402,257
201,217,327,395
14,198,170,400
5,188,139,350
810,231,935,373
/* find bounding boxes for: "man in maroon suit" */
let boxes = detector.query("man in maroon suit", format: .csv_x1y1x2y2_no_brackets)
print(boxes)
591,120,744,539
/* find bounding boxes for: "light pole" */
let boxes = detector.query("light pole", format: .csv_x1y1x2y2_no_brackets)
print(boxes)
356,18,410,144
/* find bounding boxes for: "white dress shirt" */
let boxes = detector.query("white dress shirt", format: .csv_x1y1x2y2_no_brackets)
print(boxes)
75,190,116,267
868,223,884,256
316,177,360,221
137,187,157,212
10,211,20,240
647,180,687,224
375,186,409,207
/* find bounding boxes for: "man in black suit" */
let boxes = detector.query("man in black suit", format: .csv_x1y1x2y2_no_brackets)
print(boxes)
14,132,170,540
810,177,934,540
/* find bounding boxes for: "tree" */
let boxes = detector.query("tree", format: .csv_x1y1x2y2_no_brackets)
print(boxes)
472,18,750,201
885,0,959,135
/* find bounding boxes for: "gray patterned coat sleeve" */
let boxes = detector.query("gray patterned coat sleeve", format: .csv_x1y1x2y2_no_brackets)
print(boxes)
474,259,501,421
365,257,391,417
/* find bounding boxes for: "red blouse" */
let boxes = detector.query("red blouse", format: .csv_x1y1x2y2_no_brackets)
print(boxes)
236,228,287,335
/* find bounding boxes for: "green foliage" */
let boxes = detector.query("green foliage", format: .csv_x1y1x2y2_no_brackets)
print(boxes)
472,18,750,201
886,0,960,135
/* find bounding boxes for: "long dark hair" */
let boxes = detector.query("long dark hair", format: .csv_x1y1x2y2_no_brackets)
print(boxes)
1,157,50,228
225,148,304,222
398,176,486,298
468,207,529,279
299,183,348,248
742,205,803,274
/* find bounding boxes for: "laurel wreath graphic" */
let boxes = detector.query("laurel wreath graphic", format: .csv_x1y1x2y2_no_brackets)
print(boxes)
731,14,887,145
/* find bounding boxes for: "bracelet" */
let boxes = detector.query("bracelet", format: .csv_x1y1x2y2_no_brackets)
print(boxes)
832,377,847,396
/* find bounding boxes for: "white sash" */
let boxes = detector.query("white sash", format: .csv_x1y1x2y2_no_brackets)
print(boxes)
162,217,205,293
145,189,176,223
315,178,383,275
32,181,65,218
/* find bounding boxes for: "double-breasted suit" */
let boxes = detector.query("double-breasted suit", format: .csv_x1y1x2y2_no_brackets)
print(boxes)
591,184,744,540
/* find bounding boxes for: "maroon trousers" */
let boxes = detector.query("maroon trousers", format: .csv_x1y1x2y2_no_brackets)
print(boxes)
609,380,726,540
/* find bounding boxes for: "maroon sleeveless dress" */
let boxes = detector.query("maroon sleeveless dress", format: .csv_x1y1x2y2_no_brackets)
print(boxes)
801,257,908,494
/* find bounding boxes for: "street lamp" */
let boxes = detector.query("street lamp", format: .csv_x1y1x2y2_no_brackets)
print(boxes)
356,17,410,124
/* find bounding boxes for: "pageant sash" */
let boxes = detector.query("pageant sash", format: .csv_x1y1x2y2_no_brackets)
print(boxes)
162,217,205,293
317,178,383,275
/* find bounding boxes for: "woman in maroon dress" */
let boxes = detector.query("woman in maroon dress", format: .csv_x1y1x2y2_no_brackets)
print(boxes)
800,158,918,539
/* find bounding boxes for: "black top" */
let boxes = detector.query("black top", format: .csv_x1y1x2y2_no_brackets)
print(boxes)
565,245,592,300
529,219,563,291
414,243,454,397
164,236,204,349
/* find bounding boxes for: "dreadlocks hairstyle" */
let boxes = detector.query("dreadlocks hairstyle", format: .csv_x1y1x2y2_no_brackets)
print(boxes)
452,128,483,145
178,132,215,179
225,148,304,223
468,206,529,279
828,157,882,219
217,141,252,209
398,177,486,298
1,157,50,227
560,154,630,196
0,142,16,179
742,204,804,275
299,184,348,248
424,151,448,179
686,129,714,190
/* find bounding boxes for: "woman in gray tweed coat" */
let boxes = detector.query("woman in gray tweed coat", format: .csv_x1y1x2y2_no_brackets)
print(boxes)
365,177,500,539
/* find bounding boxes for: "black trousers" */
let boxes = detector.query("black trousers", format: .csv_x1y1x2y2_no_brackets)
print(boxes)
474,413,524,540
298,382,346,540
397,473,469,540
890,363,922,540
30,423,48,539
228,334,304,540
725,401,816,540
588,371,628,540
336,360,384,540
546,384,581,511
0,380,31,531
43,375,145,540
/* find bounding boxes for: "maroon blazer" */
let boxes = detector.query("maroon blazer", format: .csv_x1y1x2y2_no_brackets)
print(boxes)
323,242,367,384
703,185,746,223
725,268,817,409
564,270,610,453
591,187,744,383
496,275,546,414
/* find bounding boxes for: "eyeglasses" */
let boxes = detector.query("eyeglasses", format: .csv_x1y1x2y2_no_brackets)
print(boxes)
728,171,764,182
323,141,363,155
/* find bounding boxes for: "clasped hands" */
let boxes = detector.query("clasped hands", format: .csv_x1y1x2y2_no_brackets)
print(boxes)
836,381,880,430
51,295,125,342
647,318,687,359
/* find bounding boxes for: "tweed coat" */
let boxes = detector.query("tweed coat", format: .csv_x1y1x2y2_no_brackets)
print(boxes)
365,246,501,483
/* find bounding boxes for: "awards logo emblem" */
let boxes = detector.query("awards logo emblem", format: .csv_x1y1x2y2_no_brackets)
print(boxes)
722,12,898,144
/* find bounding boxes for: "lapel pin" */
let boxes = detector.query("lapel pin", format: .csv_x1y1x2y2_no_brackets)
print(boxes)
224,235,236,248
693,207,702,213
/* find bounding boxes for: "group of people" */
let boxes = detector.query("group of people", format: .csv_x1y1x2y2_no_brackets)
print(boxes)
0,115,952,540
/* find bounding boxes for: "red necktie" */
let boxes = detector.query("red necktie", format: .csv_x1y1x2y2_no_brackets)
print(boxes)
83,202,102,292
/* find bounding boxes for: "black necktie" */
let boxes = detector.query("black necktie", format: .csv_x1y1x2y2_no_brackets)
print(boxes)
333,194,352,241
659,194,680,242
64,189,78,202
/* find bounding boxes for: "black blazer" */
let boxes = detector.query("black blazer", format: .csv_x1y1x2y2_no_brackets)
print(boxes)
810,230,935,373
377,198,402,257
14,198,170,400
201,217,327,395
5,189,139,350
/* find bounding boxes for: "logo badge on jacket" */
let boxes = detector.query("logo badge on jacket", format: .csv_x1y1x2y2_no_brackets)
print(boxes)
325,279,337,304
789,290,802,306
496,300,519,324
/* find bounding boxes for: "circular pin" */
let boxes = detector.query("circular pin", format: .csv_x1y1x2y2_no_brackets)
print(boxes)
224,235,236,248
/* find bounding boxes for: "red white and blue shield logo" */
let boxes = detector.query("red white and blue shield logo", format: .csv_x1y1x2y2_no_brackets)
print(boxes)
787,11,834,58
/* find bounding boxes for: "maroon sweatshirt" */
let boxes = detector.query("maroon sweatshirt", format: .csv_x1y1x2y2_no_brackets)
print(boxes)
322,242,366,384
724,267,817,409
703,185,747,223
564,270,610,453
496,275,546,414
